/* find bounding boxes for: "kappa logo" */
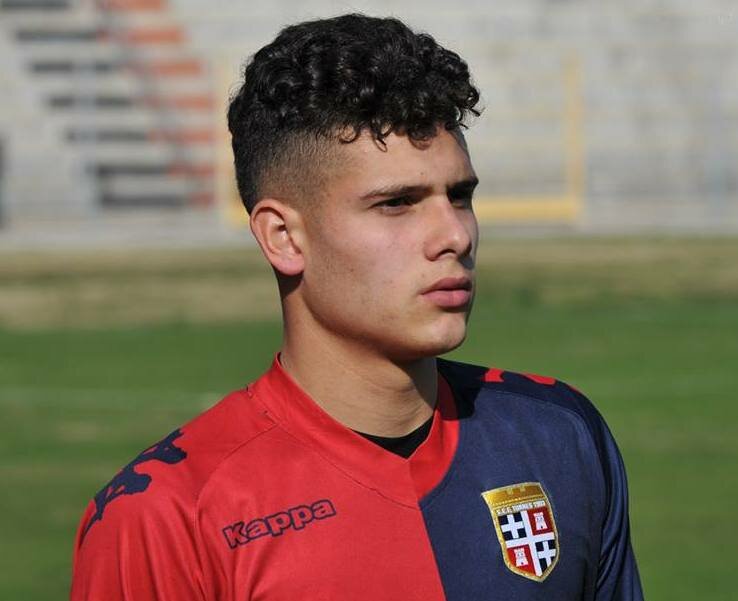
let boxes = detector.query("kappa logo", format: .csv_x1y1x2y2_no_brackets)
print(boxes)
222,499,337,549
481,482,559,582
81,429,187,540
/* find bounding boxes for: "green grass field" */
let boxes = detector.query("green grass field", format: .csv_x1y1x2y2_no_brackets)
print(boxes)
1,237,737,599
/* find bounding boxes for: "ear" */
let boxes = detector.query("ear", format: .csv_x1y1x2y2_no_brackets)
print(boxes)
249,199,306,276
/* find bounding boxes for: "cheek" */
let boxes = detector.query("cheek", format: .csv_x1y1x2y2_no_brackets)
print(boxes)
316,222,396,278
316,235,411,314
357,238,415,299
346,250,404,309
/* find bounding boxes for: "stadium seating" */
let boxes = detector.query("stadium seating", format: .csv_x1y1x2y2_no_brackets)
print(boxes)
1,0,737,238
0,0,214,223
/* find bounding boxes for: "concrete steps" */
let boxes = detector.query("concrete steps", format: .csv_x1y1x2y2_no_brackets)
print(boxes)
1,0,216,218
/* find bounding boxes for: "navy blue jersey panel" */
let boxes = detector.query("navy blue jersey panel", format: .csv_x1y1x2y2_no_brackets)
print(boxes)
428,360,644,601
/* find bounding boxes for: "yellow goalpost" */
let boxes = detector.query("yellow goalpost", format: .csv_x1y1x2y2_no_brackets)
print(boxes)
473,55,584,224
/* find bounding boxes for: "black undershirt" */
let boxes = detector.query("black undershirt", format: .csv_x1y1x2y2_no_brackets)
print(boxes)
354,415,434,458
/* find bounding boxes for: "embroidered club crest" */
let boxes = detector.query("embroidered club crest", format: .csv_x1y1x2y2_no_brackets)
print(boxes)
481,482,559,582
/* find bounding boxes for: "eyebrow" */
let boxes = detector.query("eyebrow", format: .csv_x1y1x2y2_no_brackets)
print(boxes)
448,177,479,195
359,176,479,201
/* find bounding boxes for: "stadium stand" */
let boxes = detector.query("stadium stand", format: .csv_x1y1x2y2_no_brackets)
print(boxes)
1,0,737,245
0,0,214,222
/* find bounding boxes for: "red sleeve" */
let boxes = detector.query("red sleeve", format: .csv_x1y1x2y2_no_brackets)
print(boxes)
70,493,208,600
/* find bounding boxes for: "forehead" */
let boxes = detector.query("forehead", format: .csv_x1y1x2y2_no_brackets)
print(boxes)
322,128,475,201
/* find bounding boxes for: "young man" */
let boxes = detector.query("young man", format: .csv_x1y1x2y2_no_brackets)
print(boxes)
71,14,643,600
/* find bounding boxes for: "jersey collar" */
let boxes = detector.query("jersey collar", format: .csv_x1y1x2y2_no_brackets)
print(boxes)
249,355,459,508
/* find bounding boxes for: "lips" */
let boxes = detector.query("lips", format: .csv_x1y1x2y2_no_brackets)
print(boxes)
421,276,473,308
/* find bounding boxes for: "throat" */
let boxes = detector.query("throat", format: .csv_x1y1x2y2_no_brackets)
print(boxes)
278,344,438,436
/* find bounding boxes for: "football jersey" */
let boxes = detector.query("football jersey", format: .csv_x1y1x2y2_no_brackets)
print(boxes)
70,356,643,600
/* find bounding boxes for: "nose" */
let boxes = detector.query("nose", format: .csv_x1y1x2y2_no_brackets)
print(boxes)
424,196,476,261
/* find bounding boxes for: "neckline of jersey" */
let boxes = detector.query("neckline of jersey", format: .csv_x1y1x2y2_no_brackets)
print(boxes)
248,354,460,507
355,413,434,458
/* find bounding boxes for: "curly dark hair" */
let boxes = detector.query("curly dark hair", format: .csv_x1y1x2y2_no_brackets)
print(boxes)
227,13,481,212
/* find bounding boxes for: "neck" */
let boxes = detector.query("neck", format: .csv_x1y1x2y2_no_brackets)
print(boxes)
279,327,437,438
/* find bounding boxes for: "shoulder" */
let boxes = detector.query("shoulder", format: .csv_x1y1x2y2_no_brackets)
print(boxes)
76,387,276,546
439,357,594,416
438,357,619,480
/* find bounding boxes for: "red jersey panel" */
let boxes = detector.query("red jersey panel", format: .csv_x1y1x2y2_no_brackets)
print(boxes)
71,357,457,600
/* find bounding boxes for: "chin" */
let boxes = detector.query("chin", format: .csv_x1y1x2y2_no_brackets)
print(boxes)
430,313,469,349
388,321,468,362
431,331,467,356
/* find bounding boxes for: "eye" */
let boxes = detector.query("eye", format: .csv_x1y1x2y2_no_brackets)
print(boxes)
374,196,414,213
449,192,474,209
448,181,477,209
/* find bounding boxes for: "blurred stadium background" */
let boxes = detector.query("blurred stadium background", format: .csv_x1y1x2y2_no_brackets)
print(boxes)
0,1,737,599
